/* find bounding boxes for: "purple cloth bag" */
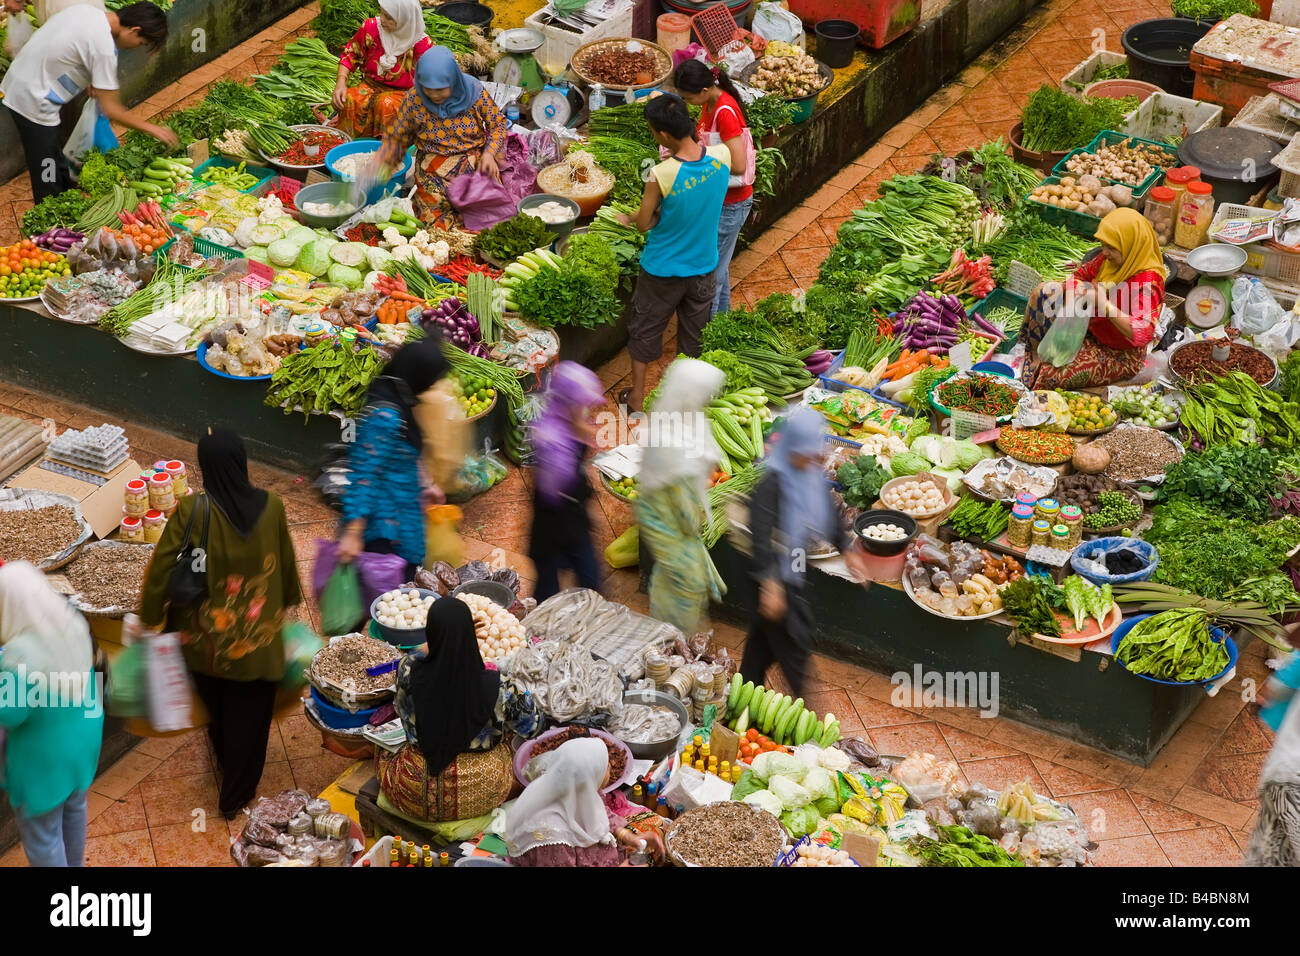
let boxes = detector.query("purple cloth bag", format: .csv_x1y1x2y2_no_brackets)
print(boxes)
313,539,410,612
446,172,517,232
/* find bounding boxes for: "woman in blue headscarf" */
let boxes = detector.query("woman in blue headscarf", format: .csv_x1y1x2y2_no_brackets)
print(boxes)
372,45,509,224
740,408,870,697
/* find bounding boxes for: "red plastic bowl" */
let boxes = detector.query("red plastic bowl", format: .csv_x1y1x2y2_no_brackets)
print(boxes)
1083,78,1162,104
513,727,635,793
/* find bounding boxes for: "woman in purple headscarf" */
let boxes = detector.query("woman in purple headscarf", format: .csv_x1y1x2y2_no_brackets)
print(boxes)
528,362,607,602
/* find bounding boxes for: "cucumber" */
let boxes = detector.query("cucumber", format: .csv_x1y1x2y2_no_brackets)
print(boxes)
735,680,755,715
733,705,750,736
727,673,744,714
775,703,801,744
795,709,816,745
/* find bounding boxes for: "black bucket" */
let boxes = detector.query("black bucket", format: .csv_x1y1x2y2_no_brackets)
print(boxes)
435,1,493,31
1121,18,1212,97
815,20,860,69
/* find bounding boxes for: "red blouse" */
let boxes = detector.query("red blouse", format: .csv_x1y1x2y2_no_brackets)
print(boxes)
697,92,752,204
1071,257,1164,351
340,18,432,89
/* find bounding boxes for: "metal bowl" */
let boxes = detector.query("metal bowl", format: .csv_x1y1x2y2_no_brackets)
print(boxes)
451,579,516,609
1166,338,1279,391
259,124,350,173
517,193,581,240
613,689,689,761
1184,242,1247,277
293,181,362,228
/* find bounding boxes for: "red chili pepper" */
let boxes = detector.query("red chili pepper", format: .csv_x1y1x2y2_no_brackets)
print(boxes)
277,129,347,166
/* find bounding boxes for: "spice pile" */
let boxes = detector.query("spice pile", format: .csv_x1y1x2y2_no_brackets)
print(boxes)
0,505,83,565
1090,426,1183,482
529,727,628,784
1171,340,1276,386
996,427,1075,464
668,801,786,867
576,46,660,86
311,634,400,695
65,544,153,612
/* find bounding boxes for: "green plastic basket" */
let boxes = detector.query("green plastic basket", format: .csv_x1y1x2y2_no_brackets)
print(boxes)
969,288,1027,354
191,157,275,195
154,235,245,271
1051,130,1177,204
1025,176,1103,237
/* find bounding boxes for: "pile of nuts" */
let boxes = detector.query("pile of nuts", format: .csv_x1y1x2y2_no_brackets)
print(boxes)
311,635,400,695
668,801,786,867
1092,426,1183,482
0,505,82,565
65,544,153,612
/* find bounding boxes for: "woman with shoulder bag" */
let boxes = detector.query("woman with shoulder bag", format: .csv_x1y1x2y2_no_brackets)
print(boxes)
139,427,301,819
673,59,757,318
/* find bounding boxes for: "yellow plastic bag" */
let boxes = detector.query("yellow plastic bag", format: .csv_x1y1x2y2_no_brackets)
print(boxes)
426,504,465,567
604,526,639,569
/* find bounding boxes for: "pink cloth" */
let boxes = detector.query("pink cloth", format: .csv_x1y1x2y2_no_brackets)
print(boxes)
507,794,627,868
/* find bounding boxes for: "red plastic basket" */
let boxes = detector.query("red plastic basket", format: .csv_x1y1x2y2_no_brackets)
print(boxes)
1270,77,1300,106
690,3,741,56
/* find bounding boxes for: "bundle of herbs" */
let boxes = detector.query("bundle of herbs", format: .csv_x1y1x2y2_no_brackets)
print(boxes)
1019,85,1138,153
1154,445,1279,522
971,205,1093,283
923,140,1041,211
999,573,1066,637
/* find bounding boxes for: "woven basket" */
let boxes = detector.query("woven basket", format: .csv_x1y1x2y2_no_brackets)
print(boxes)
570,38,673,92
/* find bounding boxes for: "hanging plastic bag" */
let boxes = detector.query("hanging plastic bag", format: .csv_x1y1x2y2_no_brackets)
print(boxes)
751,2,804,46
280,620,324,695
3,12,34,59
319,564,365,635
145,632,195,733
63,100,101,165
446,171,516,232
425,504,465,567
1037,284,1093,368
1231,275,1286,338
105,639,148,718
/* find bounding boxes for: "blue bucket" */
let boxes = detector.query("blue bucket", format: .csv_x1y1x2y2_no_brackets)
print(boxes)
971,361,1014,377
324,139,414,205
1110,613,1237,686
309,686,383,729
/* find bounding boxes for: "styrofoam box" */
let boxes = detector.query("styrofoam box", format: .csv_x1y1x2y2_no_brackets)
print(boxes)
525,0,634,74
1122,92,1223,142
1060,50,1127,99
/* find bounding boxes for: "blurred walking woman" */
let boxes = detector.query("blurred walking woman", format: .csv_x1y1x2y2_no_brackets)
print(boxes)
637,358,727,634
338,337,449,577
140,427,301,819
332,0,431,138
0,561,103,866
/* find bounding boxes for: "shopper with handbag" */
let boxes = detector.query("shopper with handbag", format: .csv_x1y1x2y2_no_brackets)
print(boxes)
139,427,301,819
673,59,757,318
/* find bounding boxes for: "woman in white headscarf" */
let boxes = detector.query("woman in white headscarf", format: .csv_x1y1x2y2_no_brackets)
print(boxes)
0,560,103,866
506,737,663,866
331,0,431,138
637,358,728,635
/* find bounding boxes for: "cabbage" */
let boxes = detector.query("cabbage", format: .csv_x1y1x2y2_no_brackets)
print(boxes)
330,242,368,268
931,467,966,492
267,238,302,267
780,805,821,837
233,216,259,248
802,767,836,803
741,790,784,817
362,270,383,291
749,751,806,783
952,439,987,470
286,226,317,246
730,768,765,801
294,238,333,277
365,246,393,272
243,245,269,264
327,263,363,290
911,435,941,461
890,451,930,477
769,774,812,809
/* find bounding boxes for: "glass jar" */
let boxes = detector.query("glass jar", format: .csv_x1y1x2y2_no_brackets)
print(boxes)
165,460,188,496
1051,524,1071,550
1031,519,1052,548
143,510,165,544
1006,504,1035,549
120,515,145,542
124,478,149,517
1144,185,1177,246
1164,166,1199,211
1175,181,1215,249
1060,504,1084,548
148,471,175,512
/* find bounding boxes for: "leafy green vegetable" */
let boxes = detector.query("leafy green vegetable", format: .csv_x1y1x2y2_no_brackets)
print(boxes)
1000,574,1066,637
908,825,1024,867
76,152,124,198
747,292,825,352
1063,575,1092,631
21,191,93,235
514,268,620,331
1019,85,1137,153
700,350,755,392
971,205,1093,284
836,456,891,509
1155,445,1279,521
584,136,658,207
1115,607,1229,682
1170,0,1257,19
754,145,786,199
473,214,552,263
745,94,798,140
265,340,383,420
925,140,1040,212
944,496,1010,539
1181,371,1300,449
561,233,619,298
699,307,789,353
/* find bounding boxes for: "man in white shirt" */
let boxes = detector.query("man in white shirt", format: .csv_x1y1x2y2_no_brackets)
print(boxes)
4,0,107,58
0,2,176,201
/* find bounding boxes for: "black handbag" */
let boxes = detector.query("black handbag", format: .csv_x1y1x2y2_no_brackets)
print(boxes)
169,492,211,607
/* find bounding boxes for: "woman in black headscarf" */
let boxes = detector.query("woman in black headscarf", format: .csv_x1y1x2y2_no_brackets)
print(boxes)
380,597,540,821
338,336,449,576
140,427,301,818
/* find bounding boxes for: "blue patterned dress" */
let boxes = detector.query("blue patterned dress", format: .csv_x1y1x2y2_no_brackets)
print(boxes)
340,404,426,566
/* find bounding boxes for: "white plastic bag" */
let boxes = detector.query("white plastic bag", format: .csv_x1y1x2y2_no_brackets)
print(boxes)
3,12,34,59
1255,313,1300,358
144,631,194,733
62,100,99,165
751,1,804,46
1230,275,1286,337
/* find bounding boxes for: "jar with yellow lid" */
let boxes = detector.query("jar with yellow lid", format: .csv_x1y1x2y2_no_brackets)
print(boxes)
1031,519,1052,548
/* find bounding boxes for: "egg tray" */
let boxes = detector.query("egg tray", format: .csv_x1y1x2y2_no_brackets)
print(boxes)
46,443,130,472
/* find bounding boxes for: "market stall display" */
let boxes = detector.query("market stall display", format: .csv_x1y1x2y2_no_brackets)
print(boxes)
61,541,154,616
0,489,93,570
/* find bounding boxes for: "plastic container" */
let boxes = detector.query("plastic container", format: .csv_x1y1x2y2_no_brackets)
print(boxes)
148,471,176,511
815,19,860,68
1122,18,1214,97
1031,519,1051,548
1060,49,1128,98
1206,201,1300,283
435,1,492,30
191,157,276,195
1144,185,1178,246
524,2,634,77
1024,175,1103,236
1053,131,1178,203
1110,613,1237,686
123,478,149,517
1191,16,1300,117
1175,180,1215,248
1270,130,1300,198
451,579,516,609
1122,91,1223,142
1229,93,1300,145
324,139,414,205
120,515,144,542
143,510,165,544
1179,126,1281,204
1070,536,1158,585
293,181,361,229
784,0,917,49
657,12,692,53
1009,123,1070,175
1164,165,1197,211
1006,504,1034,548
165,460,188,496
1082,78,1161,103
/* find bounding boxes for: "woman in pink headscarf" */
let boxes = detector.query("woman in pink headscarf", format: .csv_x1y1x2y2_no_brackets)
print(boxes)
527,362,606,602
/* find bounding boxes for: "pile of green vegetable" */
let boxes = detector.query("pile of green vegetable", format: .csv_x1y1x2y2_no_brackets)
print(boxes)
999,574,1066,637
1115,607,1230,682
700,350,755,392
1065,60,1129,92
560,233,620,298
836,455,891,510
1170,0,1257,19
944,496,1010,540
265,341,382,419
76,153,124,198
704,465,762,546
21,192,94,236
1181,371,1300,449
1082,490,1143,530
924,139,1041,212
584,136,658,207
252,37,340,106
907,825,1024,867
1155,445,1280,522
514,263,621,331
971,204,1094,284
474,214,552,263
1114,580,1294,649
1019,85,1138,153
588,203,646,279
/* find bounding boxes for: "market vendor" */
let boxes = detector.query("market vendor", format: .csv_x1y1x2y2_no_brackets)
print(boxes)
378,598,539,823
1021,207,1166,390
369,45,508,225
331,0,431,139
505,737,665,867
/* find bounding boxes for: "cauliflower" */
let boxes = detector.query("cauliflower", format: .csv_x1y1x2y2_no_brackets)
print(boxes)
382,226,404,246
412,229,430,246
256,195,284,223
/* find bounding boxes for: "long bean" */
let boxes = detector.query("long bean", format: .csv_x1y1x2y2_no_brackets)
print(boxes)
703,465,763,547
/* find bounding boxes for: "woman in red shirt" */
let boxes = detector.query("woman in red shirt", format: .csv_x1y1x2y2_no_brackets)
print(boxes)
674,60,754,317
1021,208,1166,390
331,0,431,138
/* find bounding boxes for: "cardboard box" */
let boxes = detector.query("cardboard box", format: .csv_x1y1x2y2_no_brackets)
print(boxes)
10,458,140,539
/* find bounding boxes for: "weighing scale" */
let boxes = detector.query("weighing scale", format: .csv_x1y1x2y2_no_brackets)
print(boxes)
531,74,586,128
492,28,546,94
1183,243,1248,329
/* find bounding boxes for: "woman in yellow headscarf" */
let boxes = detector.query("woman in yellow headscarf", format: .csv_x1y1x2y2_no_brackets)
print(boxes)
1021,208,1167,390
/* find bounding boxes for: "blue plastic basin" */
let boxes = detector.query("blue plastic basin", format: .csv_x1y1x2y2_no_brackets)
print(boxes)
1110,613,1237,686
324,139,414,205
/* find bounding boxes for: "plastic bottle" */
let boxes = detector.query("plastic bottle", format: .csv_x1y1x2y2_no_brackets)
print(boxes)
589,83,605,113
628,840,651,866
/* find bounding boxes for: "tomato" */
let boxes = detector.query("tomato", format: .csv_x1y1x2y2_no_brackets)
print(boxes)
746,728,759,742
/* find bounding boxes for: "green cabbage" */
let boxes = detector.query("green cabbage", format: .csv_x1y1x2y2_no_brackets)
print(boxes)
330,242,368,268
286,225,317,245
731,769,765,802
294,238,333,277
243,245,269,264
327,262,363,290
952,439,988,471
365,246,393,272
780,805,821,837
267,238,302,267
890,451,931,477
741,790,784,817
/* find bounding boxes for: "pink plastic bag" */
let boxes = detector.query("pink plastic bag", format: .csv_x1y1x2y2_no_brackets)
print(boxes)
313,539,409,613
446,172,517,232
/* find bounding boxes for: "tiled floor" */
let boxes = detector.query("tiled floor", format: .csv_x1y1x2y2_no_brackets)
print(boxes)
0,0,1272,866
